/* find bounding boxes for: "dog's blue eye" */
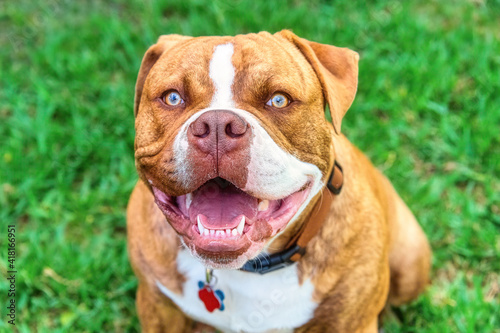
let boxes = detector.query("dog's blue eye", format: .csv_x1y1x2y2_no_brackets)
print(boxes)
164,91,183,106
267,93,290,108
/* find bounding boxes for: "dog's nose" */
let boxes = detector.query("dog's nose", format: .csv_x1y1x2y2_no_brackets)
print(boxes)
188,110,250,154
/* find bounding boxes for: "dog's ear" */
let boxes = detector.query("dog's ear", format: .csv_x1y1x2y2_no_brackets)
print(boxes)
276,30,359,134
134,34,191,116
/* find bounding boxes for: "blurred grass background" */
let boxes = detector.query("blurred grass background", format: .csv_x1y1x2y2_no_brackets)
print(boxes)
0,0,499,332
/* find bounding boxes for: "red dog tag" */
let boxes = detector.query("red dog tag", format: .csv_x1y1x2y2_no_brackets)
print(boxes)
198,272,225,312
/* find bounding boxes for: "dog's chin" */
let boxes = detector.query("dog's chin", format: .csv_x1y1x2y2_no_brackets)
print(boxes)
151,177,312,269
186,242,264,269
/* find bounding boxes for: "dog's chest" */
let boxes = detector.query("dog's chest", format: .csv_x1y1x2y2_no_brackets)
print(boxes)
156,250,317,333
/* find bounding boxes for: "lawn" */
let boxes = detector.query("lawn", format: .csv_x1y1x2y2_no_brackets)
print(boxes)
0,0,499,332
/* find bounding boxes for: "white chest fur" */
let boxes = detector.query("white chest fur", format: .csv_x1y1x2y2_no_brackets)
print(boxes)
156,250,317,333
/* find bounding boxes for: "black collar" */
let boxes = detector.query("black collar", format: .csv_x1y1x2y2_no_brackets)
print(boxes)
240,245,305,274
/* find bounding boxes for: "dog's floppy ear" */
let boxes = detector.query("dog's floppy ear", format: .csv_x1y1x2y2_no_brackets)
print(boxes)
277,30,359,134
134,34,191,116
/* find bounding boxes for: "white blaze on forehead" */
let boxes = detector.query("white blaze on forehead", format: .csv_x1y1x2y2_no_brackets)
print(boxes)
209,43,235,108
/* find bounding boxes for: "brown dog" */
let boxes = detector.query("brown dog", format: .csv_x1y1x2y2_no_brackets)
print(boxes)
127,30,431,333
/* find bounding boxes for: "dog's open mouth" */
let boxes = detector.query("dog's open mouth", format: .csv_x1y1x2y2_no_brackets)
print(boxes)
151,178,311,257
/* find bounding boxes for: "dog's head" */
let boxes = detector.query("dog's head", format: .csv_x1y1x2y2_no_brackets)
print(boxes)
133,31,358,269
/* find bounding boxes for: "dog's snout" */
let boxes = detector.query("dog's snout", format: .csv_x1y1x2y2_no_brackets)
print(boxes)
188,110,250,154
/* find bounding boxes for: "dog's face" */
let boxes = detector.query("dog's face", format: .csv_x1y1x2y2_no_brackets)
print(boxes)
133,31,358,269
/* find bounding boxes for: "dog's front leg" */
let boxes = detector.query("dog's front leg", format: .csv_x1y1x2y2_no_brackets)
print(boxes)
136,283,190,333
295,317,378,333
137,283,217,333
353,318,378,333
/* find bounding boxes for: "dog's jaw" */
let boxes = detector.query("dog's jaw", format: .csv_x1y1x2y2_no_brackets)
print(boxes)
151,177,314,269
137,38,331,269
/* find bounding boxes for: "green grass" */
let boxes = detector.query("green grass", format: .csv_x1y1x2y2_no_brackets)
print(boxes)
1,0,499,332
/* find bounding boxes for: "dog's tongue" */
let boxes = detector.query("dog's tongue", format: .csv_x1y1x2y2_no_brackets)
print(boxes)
188,179,258,229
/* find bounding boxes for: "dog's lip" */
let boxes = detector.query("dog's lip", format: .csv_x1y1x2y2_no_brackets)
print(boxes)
151,178,312,243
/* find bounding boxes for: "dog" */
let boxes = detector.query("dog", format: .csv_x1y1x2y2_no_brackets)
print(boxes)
127,30,431,333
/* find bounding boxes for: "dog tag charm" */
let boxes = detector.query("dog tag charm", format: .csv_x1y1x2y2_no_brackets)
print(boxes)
198,269,225,312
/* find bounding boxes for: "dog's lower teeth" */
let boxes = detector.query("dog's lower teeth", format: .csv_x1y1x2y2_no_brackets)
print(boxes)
197,216,247,237
197,215,205,235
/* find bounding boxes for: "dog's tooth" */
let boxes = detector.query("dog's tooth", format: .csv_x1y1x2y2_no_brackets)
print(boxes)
237,216,245,235
204,229,209,236
210,229,215,236
197,215,204,235
231,228,238,236
216,230,224,237
186,193,192,210
258,200,269,212
226,229,231,235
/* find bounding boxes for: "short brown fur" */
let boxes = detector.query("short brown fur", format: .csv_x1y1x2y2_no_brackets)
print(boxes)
127,30,431,332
